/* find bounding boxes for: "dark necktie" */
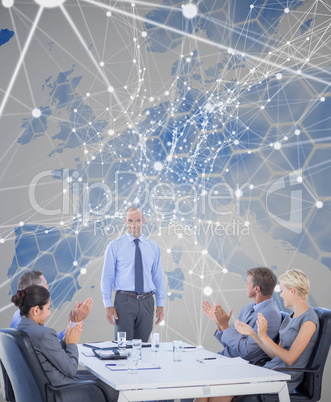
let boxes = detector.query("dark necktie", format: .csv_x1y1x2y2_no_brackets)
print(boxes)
246,306,255,323
134,238,144,295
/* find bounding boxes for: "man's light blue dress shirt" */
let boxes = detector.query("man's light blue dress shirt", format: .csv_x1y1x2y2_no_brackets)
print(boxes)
100,233,166,308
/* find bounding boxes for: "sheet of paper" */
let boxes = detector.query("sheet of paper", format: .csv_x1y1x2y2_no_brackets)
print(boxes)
197,356,249,364
83,341,116,348
82,349,96,357
106,362,160,371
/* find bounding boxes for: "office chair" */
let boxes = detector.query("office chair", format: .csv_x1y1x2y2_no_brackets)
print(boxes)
0,328,112,402
234,307,331,402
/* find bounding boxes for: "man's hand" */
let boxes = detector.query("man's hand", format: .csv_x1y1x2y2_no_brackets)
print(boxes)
215,305,233,331
64,321,84,345
69,298,93,322
106,307,118,325
202,301,217,324
155,306,164,324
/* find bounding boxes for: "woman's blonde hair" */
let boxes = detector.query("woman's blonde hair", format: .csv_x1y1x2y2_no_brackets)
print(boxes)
279,269,310,300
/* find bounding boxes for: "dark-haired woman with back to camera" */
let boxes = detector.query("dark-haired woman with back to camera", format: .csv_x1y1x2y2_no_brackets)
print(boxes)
11,285,118,402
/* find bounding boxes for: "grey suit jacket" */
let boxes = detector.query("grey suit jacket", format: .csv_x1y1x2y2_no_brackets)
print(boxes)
17,317,118,402
17,317,78,386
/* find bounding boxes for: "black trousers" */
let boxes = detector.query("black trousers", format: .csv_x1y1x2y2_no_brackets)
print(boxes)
114,291,154,342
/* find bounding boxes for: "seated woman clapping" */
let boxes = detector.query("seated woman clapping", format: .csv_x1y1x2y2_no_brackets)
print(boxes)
11,285,118,402
195,269,319,402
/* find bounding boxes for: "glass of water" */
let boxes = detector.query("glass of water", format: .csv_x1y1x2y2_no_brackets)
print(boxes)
127,349,139,374
132,338,142,360
151,332,160,352
117,331,126,351
173,340,182,362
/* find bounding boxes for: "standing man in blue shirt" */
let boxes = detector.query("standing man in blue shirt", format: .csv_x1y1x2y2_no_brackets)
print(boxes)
203,267,281,365
100,206,166,342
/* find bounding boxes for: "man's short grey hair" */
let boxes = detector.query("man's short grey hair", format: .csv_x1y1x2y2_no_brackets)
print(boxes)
17,270,43,290
126,206,143,217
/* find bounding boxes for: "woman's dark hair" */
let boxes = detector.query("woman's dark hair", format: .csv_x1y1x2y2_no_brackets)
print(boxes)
11,285,50,317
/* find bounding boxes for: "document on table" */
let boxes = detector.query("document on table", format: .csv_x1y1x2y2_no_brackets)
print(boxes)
106,362,161,371
82,341,116,349
197,356,249,364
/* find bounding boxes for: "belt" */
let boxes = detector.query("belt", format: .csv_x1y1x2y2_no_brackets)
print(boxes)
117,290,154,300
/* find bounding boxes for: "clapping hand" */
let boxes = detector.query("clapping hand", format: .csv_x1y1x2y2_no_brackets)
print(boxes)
69,298,93,322
256,313,268,339
202,301,217,323
235,320,254,336
64,321,85,345
215,305,233,330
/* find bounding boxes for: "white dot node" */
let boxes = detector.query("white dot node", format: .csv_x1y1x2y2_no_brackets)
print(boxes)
106,11,111,17
297,176,303,183
202,249,208,255
233,139,239,145
73,261,78,266
80,268,87,275
182,3,198,19
100,61,105,67
249,184,254,190
320,97,325,102
164,90,169,96
235,189,242,198
141,31,147,37
275,284,281,293
60,221,64,225
295,129,301,135
107,86,114,93
166,248,171,253
189,270,193,274
250,4,254,9
154,161,163,171
132,59,137,63
33,0,65,7
149,97,154,102
200,274,205,279
131,2,135,6
108,129,114,136
274,142,281,150
186,57,191,63
19,221,24,226
2,0,14,7
284,7,289,13
86,92,90,97
203,286,213,296
32,108,41,118
0,238,4,244
276,73,282,80
74,108,77,113
315,201,323,208
222,268,228,274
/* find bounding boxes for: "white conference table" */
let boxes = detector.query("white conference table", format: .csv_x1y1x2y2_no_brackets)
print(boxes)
78,342,291,402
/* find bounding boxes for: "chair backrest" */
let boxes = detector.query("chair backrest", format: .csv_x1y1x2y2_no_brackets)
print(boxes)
0,328,51,402
297,307,331,399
